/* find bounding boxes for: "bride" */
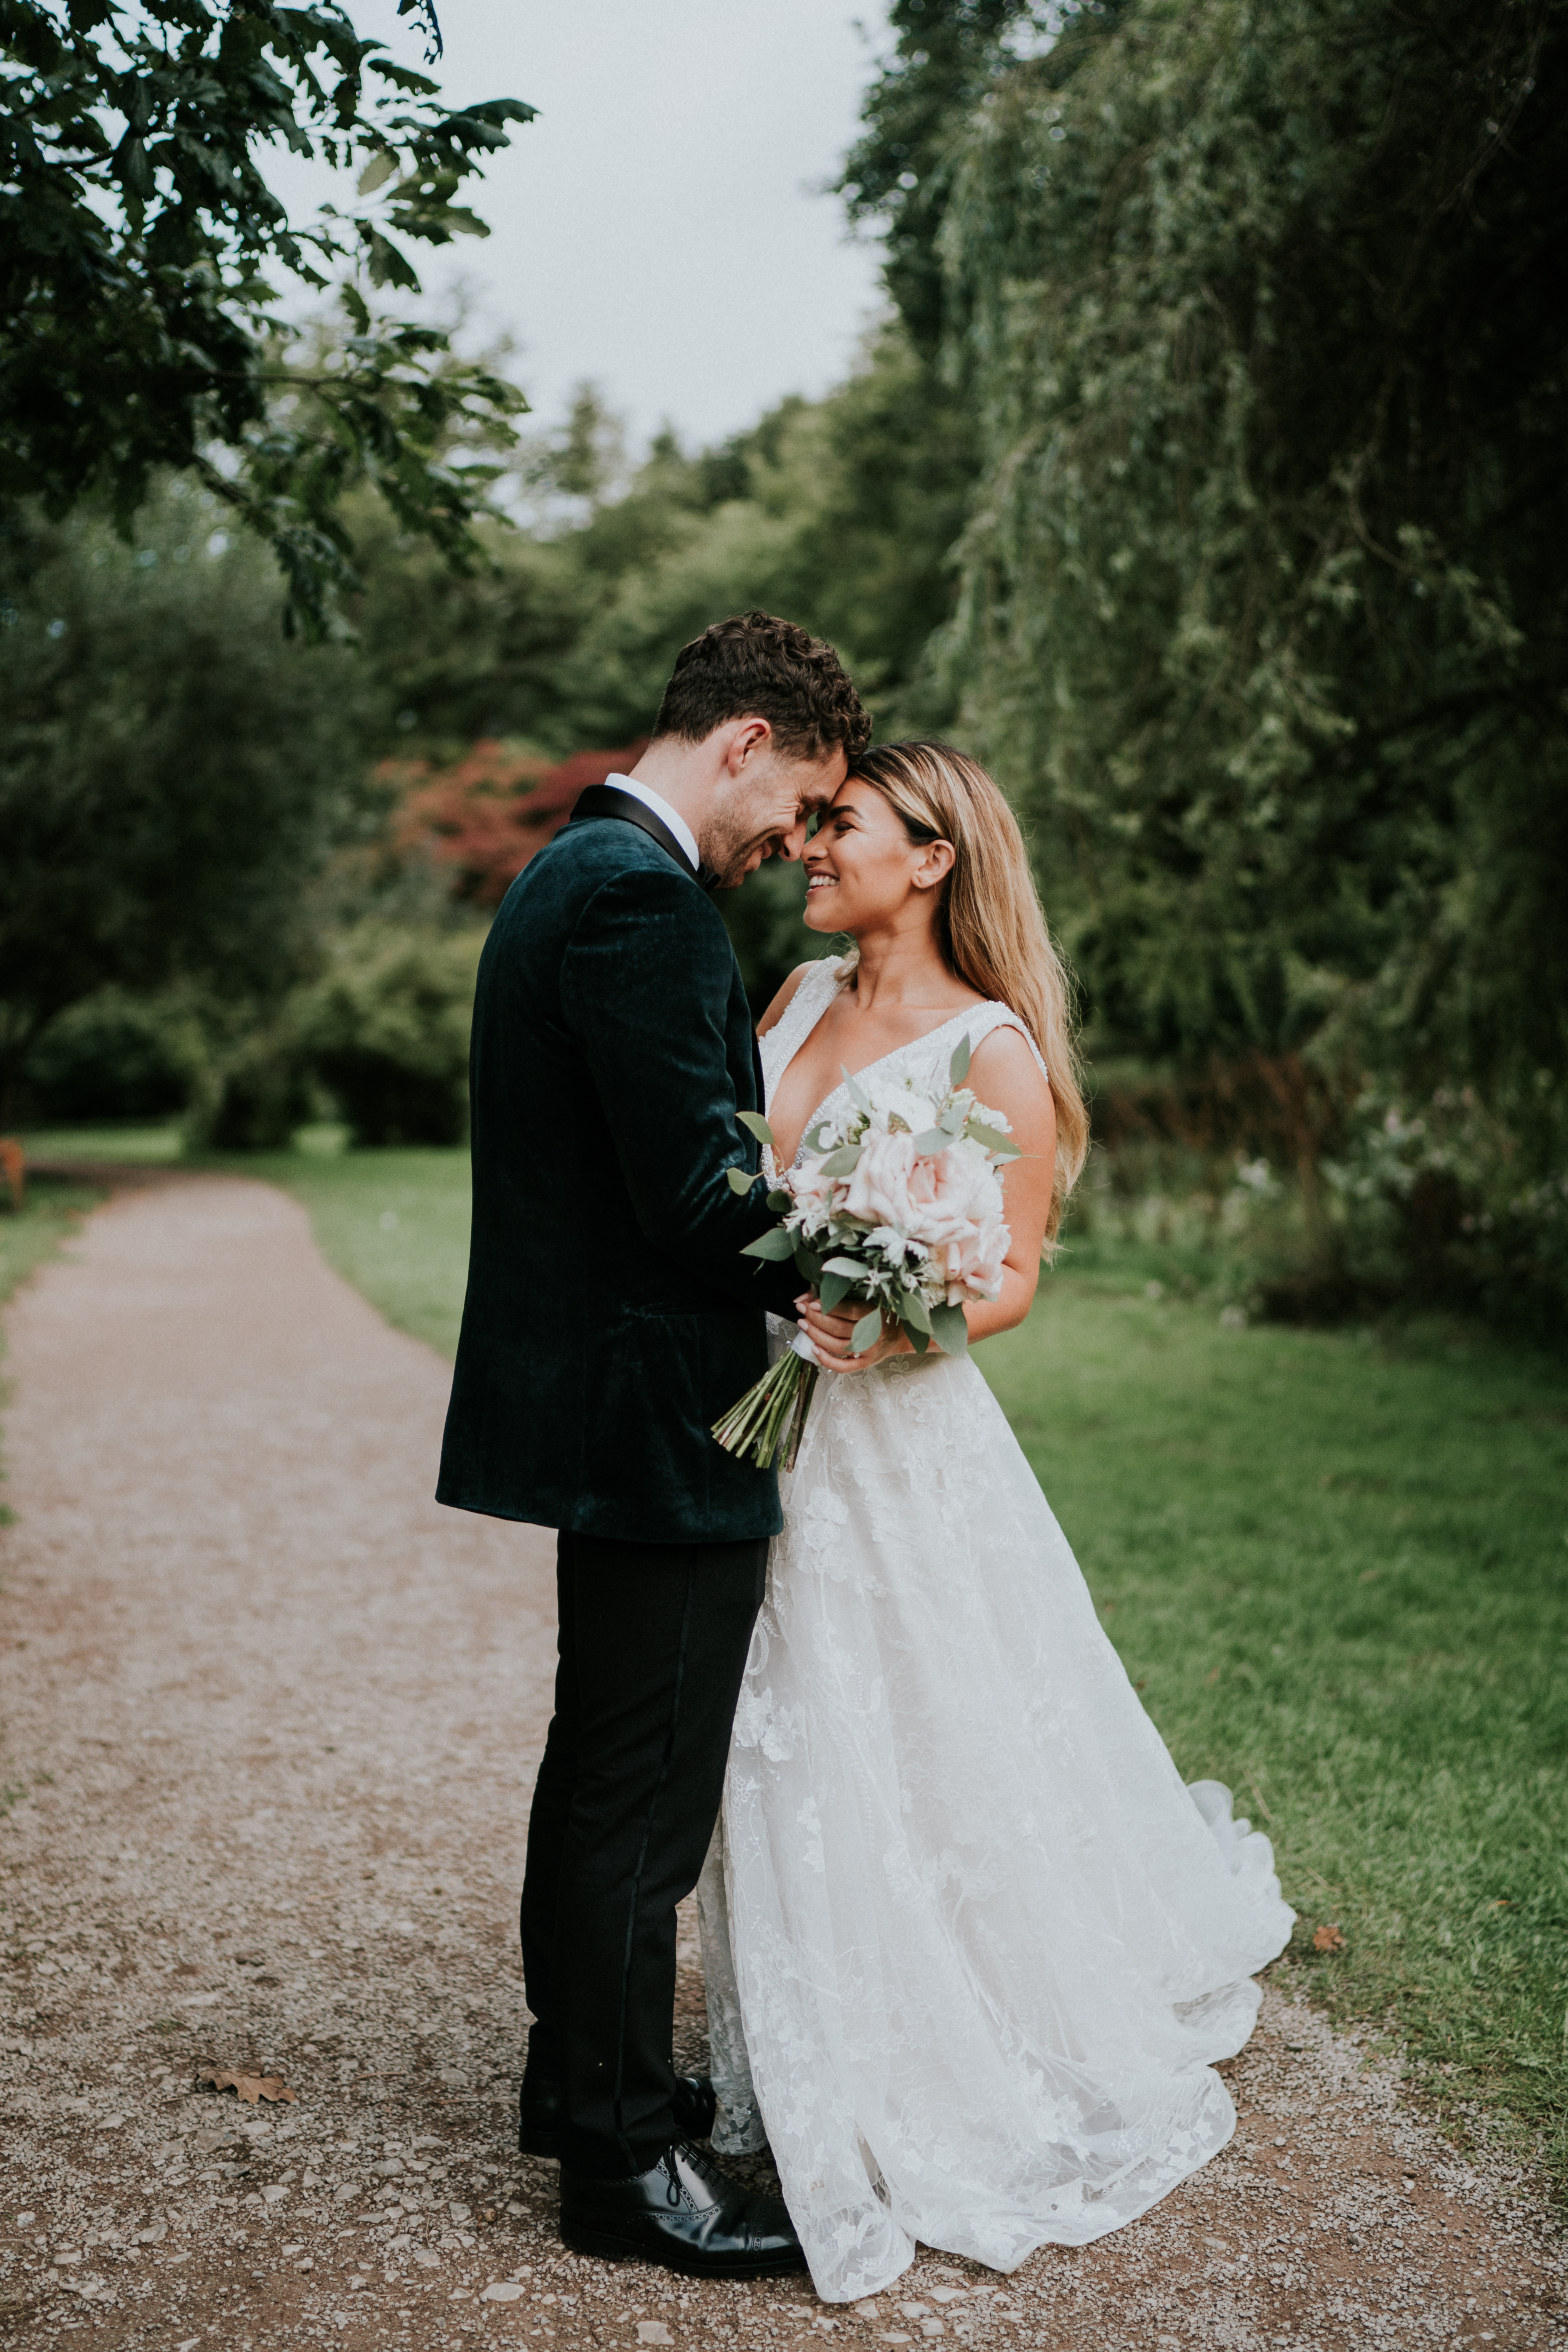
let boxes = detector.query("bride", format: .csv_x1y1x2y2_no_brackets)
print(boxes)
696,740,1295,2304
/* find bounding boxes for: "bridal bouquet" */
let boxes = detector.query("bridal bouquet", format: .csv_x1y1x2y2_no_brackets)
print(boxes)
713,1034,1020,1471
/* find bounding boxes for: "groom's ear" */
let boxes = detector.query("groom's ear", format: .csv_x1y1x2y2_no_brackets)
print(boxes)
723,717,773,773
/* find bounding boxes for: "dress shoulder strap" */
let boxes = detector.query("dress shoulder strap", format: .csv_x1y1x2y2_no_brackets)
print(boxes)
962,1002,1050,1085
760,956,845,1080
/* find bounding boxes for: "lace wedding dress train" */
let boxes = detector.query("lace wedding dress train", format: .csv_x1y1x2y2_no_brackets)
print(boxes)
696,960,1295,2303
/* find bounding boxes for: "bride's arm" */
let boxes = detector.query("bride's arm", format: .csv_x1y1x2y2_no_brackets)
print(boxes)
798,1025,1059,1372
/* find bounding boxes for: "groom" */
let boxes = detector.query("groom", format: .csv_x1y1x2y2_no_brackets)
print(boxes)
437,611,869,2277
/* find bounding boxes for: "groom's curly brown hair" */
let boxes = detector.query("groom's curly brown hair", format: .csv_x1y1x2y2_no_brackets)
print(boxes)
652,611,871,764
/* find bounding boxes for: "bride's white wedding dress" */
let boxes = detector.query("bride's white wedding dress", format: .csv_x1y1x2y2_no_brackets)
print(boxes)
696,957,1295,2303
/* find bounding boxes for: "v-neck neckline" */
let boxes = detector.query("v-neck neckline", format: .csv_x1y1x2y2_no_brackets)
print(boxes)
767,987,984,1169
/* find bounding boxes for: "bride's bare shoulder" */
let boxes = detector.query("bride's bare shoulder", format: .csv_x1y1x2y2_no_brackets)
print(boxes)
757,958,840,1037
968,1020,1054,1115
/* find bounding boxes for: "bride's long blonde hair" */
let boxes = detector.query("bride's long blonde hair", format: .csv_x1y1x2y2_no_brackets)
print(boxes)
842,740,1089,1249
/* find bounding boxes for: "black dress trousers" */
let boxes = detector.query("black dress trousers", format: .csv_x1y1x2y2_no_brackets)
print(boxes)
519,1529,768,2178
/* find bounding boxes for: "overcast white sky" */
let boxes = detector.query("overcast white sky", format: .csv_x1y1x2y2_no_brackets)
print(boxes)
272,1,893,453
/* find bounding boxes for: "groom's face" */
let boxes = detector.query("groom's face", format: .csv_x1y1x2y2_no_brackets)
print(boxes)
703,733,848,888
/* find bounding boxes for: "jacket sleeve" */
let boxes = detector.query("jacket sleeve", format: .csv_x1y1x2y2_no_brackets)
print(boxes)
559,864,803,1315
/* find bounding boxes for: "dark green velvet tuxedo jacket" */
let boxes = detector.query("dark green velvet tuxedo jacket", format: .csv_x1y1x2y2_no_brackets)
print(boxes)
436,797,800,1544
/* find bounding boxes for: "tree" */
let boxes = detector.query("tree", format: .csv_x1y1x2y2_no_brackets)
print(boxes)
523,326,978,752
927,0,1567,1170
0,0,533,632
839,0,1033,357
0,485,363,1101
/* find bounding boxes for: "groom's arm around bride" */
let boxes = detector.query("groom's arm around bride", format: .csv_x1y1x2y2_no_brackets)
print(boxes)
437,611,869,2278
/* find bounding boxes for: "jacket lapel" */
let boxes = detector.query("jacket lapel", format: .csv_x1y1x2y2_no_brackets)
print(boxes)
569,784,704,883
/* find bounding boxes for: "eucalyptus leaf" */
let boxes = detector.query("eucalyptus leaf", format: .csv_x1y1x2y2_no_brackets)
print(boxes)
737,1110,776,1149
725,1166,753,1195
851,1306,885,1355
766,1189,794,1212
821,1255,867,1278
818,1144,862,1178
911,1127,949,1155
967,1120,1021,1157
792,1245,824,1284
819,1271,855,1312
898,1288,933,1334
930,1302,971,1356
842,1066,873,1115
905,1324,932,1355
741,1228,796,1261
949,1033,972,1086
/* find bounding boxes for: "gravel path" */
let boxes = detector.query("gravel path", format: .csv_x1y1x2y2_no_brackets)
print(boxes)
0,1176,1561,2352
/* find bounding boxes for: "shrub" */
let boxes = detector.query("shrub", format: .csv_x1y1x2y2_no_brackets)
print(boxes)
188,1030,315,1153
22,988,202,1123
292,921,484,1147
1323,1085,1568,1337
1074,1058,1568,1334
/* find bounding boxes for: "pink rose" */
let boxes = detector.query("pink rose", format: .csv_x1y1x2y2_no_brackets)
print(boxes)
902,1142,1004,1250
936,1212,1010,1304
784,1155,841,1226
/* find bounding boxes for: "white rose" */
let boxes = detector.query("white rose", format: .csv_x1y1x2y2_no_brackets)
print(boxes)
841,1128,920,1229
863,1073,939,1137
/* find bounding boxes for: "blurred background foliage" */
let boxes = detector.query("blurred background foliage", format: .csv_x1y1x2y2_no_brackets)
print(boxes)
2,0,1565,1335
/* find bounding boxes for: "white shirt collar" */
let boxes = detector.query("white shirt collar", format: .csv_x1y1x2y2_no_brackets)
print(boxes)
605,773,700,876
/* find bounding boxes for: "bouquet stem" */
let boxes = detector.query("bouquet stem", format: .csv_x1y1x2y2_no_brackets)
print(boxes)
711,1348,819,1473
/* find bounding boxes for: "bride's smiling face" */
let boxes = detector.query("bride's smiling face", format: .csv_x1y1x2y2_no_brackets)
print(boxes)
802,781,955,936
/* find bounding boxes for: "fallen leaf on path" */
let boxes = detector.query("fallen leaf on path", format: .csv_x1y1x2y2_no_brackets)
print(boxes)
1312,1923,1346,1953
198,2067,297,2104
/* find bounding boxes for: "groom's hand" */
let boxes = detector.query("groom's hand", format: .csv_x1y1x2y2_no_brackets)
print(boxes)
795,1293,915,1374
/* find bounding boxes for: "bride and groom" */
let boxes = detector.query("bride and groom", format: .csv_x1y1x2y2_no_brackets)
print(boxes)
437,611,1293,2302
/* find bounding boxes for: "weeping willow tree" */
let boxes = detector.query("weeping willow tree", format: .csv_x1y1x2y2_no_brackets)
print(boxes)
927,0,1567,1184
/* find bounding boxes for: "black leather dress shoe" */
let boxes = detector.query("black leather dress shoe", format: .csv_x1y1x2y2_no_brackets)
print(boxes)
518,2072,717,2161
560,2139,806,2278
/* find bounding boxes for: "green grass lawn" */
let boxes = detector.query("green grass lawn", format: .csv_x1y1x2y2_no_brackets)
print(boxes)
0,1178,107,1520
0,1184,107,1312
10,1129,1568,2190
12,1122,186,1164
